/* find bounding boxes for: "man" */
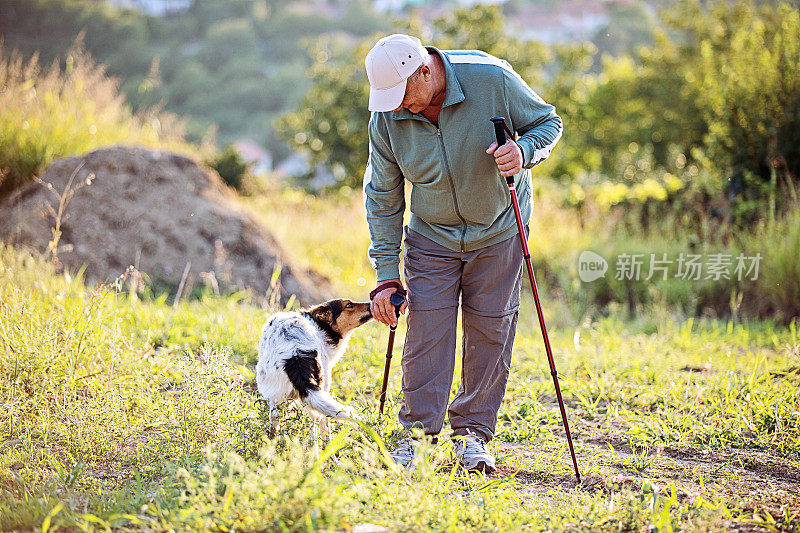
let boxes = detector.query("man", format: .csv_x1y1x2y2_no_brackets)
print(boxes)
363,34,562,473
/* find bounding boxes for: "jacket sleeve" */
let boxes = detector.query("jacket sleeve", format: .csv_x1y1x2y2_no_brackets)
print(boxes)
363,114,405,281
503,68,563,169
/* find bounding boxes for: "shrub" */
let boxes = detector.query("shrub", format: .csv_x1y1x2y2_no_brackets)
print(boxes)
207,145,250,191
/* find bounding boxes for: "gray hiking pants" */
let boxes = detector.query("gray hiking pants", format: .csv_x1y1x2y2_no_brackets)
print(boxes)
399,226,524,442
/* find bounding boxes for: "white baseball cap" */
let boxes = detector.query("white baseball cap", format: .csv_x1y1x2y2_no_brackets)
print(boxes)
365,34,426,112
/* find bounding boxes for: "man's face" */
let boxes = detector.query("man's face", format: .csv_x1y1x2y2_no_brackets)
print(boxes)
395,67,434,114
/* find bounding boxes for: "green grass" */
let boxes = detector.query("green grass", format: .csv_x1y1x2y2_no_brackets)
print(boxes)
2,234,799,531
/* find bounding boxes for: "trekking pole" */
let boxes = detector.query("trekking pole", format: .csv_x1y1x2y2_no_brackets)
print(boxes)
491,117,581,482
379,292,406,415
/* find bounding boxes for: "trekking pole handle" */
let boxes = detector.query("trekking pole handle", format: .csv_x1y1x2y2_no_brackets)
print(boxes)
389,293,405,331
491,117,516,185
491,116,507,146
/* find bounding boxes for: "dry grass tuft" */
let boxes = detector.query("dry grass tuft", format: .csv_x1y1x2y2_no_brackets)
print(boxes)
0,35,193,197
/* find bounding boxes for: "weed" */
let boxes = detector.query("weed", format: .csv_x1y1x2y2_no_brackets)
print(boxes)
1,195,799,530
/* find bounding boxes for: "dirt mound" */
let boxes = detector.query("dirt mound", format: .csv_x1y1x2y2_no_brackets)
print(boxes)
0,145,332,306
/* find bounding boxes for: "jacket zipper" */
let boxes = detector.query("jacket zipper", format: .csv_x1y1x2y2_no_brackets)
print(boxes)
436,128,467,252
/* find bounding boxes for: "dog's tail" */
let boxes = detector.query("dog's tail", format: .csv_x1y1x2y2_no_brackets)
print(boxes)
304,389,354,419
284,348,355,419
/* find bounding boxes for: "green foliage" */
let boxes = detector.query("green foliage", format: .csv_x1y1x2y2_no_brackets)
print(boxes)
743,208,800,320
279,4,550,189
545,25,707,236
189,0,256,35
241,180,375,295
0,0,158,72
544,0,800,235
0,43,190,197
278,35,373,187
576,232,744,319
590,1,657,61
166,60,214,107
692,2,800,225
207,145,251,190
421,4,550,83
199,18,259,71
0,0,391,161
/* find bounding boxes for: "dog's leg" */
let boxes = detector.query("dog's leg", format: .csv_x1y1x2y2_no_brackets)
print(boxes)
308,418,320,451
269,400,279,438
304,389,356,419
320,416,331,446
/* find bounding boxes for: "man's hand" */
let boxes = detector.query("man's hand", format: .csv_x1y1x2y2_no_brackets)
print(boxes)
370,278,408,327
486,140,523,177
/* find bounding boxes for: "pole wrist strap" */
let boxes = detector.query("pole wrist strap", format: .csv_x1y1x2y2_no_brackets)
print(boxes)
370,281,407,300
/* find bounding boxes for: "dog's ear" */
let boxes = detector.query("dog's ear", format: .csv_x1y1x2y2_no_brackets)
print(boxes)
309,303,333,325
328,299,343,321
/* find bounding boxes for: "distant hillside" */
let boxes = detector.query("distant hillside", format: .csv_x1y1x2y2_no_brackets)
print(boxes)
0,0,391,164
0,0,669,172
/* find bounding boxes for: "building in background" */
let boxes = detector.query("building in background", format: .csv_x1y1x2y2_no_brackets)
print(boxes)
106,0,191,16
511,1,612,44
234,139,273,175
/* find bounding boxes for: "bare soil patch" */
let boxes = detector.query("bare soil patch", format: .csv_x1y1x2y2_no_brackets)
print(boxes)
495,425,800,521
0,145,332,305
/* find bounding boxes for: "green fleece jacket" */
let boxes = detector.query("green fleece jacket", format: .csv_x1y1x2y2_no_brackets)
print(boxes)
364,47,563,281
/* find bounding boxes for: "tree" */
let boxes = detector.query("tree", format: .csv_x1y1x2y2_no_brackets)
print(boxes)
279,4,550,189
549,0,799,233
200,18,259,72
692,2,800,224
591,0,656,64
278,35,373,188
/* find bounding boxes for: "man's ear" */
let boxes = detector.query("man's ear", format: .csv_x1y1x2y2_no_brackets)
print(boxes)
422,64,432,81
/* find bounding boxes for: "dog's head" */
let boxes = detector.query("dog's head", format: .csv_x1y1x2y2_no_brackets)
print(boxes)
308,299,373,339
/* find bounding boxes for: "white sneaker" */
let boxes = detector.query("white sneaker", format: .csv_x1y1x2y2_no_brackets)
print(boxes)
454,433,496,473
389,438,418,468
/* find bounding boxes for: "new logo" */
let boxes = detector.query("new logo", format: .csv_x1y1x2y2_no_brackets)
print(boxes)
578,251,608,282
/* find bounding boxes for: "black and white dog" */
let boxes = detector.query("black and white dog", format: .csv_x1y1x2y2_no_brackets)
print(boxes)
256,298,372,440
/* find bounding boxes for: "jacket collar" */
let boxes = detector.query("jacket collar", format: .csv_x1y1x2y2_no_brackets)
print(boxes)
392,47,465,121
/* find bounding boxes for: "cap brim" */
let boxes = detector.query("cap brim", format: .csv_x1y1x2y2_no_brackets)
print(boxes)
368,79,407,112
